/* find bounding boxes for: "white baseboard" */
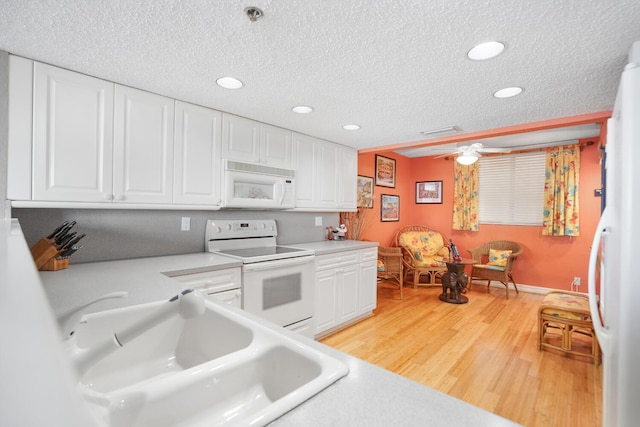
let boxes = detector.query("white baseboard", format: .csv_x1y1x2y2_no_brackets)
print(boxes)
469,280,586,296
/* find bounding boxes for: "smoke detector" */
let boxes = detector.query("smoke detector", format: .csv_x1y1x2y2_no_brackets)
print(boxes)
244,7,264,22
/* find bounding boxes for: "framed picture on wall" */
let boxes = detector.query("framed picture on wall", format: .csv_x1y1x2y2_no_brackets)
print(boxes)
416,181,443,204
380,194,400,222
357,175,374,208
375,155,396,188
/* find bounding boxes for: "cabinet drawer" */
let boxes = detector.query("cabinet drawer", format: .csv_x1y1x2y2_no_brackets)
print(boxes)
359,248,378,262
316,251,359,270
168,268,241,293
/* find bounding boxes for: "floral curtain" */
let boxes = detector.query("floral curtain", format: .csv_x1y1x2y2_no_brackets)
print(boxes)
542,144,580,236
452,161,479,231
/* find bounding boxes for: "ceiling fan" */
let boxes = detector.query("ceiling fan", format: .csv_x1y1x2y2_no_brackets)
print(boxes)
434,143,512,165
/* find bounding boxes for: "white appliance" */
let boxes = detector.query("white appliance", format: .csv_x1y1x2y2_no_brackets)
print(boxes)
222,160,296,209
206,219,316,338
588,40,640,427
170,269,242,308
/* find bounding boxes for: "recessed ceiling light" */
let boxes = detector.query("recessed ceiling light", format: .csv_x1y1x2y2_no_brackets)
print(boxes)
467,41,505,60
343,124,360,131
291,105,314,114
494,86,523,98
216,77,243,89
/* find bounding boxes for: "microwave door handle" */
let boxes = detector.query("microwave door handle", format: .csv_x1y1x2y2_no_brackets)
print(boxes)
279,181,285,205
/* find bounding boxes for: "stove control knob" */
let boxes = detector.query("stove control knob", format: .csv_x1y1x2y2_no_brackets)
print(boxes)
215,226,222,233
227,224,232,230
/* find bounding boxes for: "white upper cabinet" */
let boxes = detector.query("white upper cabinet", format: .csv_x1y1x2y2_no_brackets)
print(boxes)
291,132,318,209
9,56,357,211
173,101,222,206
113,85,175,204
222,113,292,169
339,145,358,210
316,139,340,208
32,62,115,202
293,135,357,211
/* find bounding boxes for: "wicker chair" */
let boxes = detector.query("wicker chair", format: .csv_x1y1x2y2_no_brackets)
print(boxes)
377,247,404,299
394,225,449,288
467,240,523,299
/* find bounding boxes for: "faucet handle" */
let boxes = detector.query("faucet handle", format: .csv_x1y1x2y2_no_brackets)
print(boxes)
58,291,128,339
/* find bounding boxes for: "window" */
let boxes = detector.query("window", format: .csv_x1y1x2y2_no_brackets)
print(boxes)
478,152,546,225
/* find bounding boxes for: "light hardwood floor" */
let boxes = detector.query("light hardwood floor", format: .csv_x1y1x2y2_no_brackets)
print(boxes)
320,280,603,427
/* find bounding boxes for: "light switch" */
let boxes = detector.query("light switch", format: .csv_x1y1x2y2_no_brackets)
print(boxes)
181,216,191,231
315,216,323,226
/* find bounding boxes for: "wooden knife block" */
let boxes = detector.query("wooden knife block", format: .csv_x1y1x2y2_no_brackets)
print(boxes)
30,237,68,271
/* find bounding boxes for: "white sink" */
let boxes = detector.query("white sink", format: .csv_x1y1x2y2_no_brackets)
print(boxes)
70,299,348,426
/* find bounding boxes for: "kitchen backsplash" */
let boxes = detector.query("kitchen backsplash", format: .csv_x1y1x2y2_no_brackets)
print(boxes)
13,208,339,264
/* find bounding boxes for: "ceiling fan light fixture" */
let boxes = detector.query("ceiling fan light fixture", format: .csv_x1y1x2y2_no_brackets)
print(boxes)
456,151,479,165
467,41,505,60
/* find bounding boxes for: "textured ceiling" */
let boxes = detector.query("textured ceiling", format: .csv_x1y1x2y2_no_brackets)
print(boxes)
1,0,639,153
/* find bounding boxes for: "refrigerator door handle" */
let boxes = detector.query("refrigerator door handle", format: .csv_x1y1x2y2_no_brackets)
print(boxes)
588,206,613,354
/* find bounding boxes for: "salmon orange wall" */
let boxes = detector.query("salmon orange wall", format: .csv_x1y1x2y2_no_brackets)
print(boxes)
359,141,603,291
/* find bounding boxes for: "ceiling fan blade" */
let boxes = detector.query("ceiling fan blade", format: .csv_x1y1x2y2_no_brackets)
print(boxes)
479,147,512,153
433,153,456,159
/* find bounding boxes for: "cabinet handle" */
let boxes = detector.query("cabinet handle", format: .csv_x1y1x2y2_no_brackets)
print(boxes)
104,194,114,201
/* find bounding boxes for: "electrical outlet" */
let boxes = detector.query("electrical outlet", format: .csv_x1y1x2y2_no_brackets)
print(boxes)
181,216,191,231
315,216,323,226
573,276,581,287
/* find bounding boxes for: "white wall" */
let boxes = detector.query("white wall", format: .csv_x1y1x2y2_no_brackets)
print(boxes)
0,51,9,219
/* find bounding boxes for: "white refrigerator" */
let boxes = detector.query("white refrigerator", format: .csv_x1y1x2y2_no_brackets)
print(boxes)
589,40,640,427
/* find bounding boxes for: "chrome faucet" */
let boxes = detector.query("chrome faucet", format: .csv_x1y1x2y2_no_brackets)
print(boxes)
64,289,206,377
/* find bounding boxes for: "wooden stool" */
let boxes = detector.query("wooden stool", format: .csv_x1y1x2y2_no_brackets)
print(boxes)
538,291,601,365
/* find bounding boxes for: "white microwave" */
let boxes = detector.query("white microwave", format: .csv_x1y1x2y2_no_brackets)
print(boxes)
222,161,296,209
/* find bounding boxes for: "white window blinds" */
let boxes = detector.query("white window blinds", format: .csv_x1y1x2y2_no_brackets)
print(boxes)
478,152,546,225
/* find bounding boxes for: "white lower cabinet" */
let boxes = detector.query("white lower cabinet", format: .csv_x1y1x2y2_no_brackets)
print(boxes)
314,247,378,338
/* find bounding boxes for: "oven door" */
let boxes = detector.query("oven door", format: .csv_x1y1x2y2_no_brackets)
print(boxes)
242,255,315,335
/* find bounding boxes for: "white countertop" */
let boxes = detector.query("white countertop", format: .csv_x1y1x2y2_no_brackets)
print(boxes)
41,253,242,318
7,225,519,427
289,239,379,255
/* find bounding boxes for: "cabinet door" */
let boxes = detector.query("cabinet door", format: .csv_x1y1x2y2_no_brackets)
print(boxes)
359,259,378,314
339,264,359,323
316,140,340,208
173,101,222,206
292,132,318,208
33,62,114,202
314,269,339,335
221,113,260,163
260,123,292,168
339,146,358,210
113,85,174,204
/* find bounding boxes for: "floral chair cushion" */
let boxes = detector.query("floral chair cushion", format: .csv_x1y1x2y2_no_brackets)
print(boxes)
487,248,512,267
398,231,448,268
541,292,592,322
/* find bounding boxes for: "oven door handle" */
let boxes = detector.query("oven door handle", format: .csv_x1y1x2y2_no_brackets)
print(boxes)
242,256,315,272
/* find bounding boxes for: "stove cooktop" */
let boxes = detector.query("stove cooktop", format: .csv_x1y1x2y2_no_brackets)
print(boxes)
213,245,315,264
216,246,307,258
